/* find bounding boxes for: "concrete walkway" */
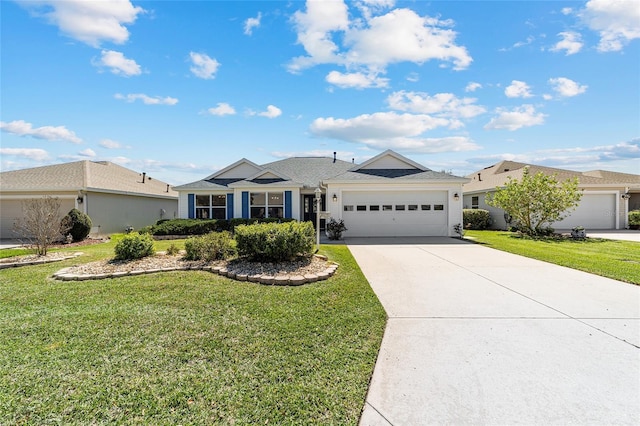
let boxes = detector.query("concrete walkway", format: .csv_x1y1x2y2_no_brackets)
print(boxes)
347,237,640,425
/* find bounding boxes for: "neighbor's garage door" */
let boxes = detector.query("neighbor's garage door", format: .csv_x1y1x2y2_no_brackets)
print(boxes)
556,193,616,229
342,191,448,237
0,198,75,239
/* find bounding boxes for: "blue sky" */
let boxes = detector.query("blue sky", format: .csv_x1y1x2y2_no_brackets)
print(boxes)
1,0,638,185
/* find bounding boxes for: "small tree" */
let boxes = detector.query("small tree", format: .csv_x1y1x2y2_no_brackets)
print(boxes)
486,167,582,236
13,196,70,255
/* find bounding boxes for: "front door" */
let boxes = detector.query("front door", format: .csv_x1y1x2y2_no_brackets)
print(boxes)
303,194,326,229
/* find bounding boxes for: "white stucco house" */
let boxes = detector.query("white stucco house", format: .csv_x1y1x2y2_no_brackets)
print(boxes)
463,161,640,230
173,150,469,237
0,160,178,238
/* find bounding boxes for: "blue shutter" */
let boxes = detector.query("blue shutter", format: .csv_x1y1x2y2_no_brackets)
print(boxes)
188,194,195,219
227,193,234,219
285,190,292,218
242,191,249,219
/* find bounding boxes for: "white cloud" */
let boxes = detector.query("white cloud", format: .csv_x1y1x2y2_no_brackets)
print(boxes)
326,70,389,89
465,82,482,92
309,111,480,153
505,80,533,98
78,148,96,157
0,147,49,161
244,12,262,35
484,105,546,131
99,139,123,149
207,103,237,116
0,120,82,144
114,93,178,105
580,0,640,52
20,0,144,47
258,105,282,118
548,77,588,97
93,50,142,76
387,91,486,119
561,7,573,15
189,52,220,79
289,2,471,77
550,31,583,55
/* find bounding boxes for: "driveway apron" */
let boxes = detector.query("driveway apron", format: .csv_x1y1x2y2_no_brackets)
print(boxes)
347,237,640,426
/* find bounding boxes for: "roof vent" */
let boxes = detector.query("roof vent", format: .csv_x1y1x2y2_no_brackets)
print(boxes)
333,152,336,163
477,173,482,181
142,172,146,183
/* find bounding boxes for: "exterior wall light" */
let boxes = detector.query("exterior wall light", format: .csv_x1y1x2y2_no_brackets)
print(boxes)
77,196,84,203
332,193,338,202
621,193,631,199
453,193,460,201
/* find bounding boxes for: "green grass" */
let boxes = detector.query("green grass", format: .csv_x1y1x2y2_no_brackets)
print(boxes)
0,240,386,425
466,230,640,285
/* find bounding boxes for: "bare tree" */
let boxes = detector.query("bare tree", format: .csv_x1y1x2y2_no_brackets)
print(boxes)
13,196,70,255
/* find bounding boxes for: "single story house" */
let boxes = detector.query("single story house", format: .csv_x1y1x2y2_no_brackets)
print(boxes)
0,160,178,238
463,161,640,230
174,150,469,237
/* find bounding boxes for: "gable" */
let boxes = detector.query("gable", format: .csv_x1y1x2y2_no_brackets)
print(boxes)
206,159,263,180
353,150,428,171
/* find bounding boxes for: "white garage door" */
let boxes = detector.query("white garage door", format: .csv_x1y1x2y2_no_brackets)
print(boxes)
0,199,75,239
342,191,448,237
556,193,616,230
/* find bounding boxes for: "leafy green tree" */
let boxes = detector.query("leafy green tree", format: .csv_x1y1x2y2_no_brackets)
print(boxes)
486,167,582,236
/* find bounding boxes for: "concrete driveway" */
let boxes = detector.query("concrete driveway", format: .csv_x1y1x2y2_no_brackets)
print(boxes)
347,237,640,425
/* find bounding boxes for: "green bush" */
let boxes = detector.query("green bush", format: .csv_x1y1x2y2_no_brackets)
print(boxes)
184,231,236,261
629,210,640,226
114,233,155,260
144,218,298,236
463,209,492,230
235,221,315,262
60,208,92,241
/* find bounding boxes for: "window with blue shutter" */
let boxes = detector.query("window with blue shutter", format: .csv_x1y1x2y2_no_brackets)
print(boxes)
285,191,292,218
227,193,234,219
242,191,249,219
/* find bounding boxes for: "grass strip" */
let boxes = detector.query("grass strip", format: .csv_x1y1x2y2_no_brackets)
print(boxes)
465,230,640,285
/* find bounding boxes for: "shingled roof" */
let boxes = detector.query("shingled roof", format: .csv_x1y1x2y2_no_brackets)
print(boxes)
0,160,178,198
464,161,640,193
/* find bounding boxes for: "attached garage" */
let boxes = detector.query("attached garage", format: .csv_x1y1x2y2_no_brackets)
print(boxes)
556,193,617,230
0,197,75,239
341,190,449,237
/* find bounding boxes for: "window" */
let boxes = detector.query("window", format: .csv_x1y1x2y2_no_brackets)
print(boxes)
195,194,226,219
369,205,380,211
344,205,354,212
408,204,418,211
472,196,479,209
395,205,405,211
357,205,367,211
421,204,431,211
434,204,444,211
383,205,393,211
250,192,283,219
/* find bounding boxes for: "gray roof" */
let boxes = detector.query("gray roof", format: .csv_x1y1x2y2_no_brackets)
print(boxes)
175,153,468,191
0,160,178,198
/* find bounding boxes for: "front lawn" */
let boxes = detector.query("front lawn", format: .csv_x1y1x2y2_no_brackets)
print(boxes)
0,240,386,425
465,230,640,285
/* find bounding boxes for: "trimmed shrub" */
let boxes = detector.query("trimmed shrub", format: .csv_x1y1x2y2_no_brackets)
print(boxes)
60,208,92,242
184,231,236,261
629,210,640,226
463,209,492,230
114,233,155,260
235,221,315,262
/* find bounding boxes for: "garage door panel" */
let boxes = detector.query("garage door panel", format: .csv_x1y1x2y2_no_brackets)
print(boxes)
342,191,448,237
556,194,615,230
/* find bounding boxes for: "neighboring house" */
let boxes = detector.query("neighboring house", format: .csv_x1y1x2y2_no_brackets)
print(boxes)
463,161,640,230
174,150,469,237
0,161,178,238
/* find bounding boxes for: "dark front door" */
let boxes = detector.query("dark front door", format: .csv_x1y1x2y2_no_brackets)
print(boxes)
303,194,326,229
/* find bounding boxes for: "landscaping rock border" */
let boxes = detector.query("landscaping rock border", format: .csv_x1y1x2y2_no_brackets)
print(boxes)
0,252,83,270
52,255,338,286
